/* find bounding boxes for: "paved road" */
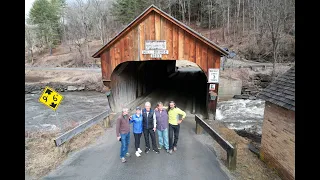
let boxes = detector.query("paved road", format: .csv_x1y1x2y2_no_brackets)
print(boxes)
44,113,230,180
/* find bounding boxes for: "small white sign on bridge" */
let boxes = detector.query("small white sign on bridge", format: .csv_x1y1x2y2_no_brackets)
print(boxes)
208,68,219,83
142,40,168,58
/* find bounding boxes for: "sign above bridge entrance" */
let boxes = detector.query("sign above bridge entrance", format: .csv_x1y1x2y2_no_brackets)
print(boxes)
142,40,168,58
145,40,166,50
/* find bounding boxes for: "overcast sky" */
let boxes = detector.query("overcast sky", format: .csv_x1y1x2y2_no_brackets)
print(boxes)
25,0,75,19
25,0,35,18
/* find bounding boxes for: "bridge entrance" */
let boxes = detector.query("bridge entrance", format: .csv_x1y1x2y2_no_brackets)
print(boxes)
92,5,228,119
107,60,208,116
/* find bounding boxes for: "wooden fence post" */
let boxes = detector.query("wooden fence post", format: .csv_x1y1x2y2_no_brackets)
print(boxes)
103,116,111,128
104,116,111,128
227,142,237,170
196,121,203,134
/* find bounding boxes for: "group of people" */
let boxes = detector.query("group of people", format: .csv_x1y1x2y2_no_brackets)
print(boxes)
116,101,186,163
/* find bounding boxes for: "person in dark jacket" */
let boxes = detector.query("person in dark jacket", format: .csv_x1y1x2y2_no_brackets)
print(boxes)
154,102,169,152
142,102,159,154
129,107,143,157
116,108,131,163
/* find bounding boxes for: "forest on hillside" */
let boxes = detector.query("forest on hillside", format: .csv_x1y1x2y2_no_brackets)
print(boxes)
25,0,295,67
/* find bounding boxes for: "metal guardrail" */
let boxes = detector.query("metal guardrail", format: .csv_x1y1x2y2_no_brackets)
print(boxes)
54,110,110,147
195,114,237,170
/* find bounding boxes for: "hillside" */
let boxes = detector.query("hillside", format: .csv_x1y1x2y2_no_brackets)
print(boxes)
25,23,294,68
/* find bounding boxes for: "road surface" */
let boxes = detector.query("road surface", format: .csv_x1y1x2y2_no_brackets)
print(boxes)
39,67,230,180
44,112,230,180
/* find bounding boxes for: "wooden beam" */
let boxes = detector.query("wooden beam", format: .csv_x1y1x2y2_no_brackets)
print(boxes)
54,111,109,147
194,114,237,170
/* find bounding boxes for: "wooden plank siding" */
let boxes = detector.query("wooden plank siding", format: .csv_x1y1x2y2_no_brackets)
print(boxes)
100,11,223,81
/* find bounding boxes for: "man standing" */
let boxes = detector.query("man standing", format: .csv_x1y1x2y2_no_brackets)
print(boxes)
154,102,169,153
168,101,186,154
142,102,160,154
116,108,131,163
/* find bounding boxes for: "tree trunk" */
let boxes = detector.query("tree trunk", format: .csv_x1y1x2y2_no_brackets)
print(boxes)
237,0,241,38
30,49,34,64
215,10,217,28
100,18,105,45
168,0,171,15
248,0,251,30
86,41,90,63
272,45,277,78
62,9,66,44
182,0,186,23
227,3,230,35
234,7,236,41
242,0,245,36
208,0,211,39
188,0,191,25
222,8,225,42
200,2,203,25
253,0,255,31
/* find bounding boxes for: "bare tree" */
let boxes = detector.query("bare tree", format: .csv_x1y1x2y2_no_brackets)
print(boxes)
236,0,240,38
227,0,230,35
208,0,211,39
242,0,244,36
263,0,286,78
25,24,36,64
187,0,191,25
65,4,86,65
92,0,108,44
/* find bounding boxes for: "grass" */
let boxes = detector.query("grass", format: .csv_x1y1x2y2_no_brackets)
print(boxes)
25,122,106,179
208,121,281,180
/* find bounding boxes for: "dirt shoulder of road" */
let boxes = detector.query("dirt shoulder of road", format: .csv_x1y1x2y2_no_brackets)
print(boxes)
25,113,116,179
206,120,281,180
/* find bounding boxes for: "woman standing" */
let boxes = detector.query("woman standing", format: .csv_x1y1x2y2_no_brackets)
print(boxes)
130,107,143,157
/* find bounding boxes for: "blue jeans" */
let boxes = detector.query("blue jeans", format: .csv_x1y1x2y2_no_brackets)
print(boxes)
157,128,169,150
120,132,130,158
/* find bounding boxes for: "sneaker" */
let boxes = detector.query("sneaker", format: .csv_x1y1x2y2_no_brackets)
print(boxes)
166,149,170,153
125,153,131,157
137,148,142,154
173,146,177,151
135,151,141,157
121,157,126,163
168,150,173,154
153,149,160,154
158,145,162,150
145,148,150,153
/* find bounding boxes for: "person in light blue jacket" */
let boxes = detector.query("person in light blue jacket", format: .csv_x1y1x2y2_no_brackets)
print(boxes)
130,107,143,157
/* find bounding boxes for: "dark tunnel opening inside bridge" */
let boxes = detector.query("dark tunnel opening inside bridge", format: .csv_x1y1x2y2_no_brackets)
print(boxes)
106,60,208,117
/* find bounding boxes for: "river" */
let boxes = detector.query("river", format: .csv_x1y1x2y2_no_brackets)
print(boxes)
216,99,265,135
25,91,110,132
25,91,265,136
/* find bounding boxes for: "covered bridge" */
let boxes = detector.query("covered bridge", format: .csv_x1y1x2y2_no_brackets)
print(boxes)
92,4,228,117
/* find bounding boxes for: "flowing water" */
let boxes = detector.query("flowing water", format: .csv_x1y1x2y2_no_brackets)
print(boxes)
25,91,110,132
216,99,265,135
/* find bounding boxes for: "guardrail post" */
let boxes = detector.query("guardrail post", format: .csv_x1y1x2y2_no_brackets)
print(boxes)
103,116,111,128
196,121,203,134
227,143,237,170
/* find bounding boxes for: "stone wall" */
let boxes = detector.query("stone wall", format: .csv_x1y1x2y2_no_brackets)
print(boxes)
260,101,295,180
218,77,242,101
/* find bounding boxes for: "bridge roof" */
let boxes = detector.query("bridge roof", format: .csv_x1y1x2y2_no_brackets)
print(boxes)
257,66,295,111
92,4,229,58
